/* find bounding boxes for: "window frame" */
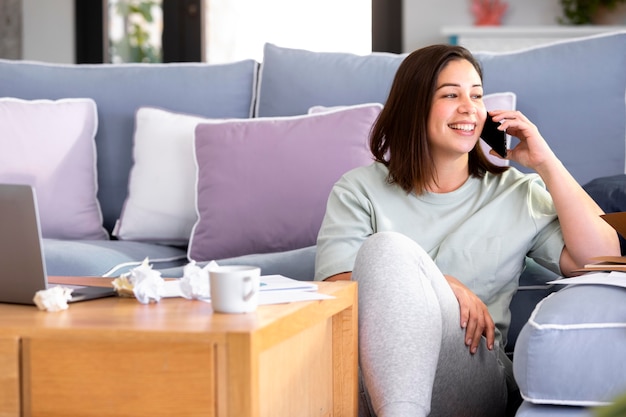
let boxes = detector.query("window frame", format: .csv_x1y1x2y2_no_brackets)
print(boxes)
74,0,401,63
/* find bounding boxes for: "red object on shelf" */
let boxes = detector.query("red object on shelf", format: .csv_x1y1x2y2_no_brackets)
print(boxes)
471,0,508,26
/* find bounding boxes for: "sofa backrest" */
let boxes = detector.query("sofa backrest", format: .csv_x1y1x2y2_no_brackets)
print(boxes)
474,31,626,186
255,42,408,117
256,33,626,186
2,32,625,237
0,59,258,233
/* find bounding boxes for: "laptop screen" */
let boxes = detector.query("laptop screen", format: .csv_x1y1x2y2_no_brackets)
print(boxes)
0,183,49,304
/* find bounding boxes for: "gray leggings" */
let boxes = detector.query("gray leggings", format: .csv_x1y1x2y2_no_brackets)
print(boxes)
354,232,511,417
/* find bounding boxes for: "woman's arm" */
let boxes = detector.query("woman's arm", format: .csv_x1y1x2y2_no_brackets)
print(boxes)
324,272,352,281
491,110,620,276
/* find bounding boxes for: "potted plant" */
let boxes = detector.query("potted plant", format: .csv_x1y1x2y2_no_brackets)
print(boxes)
594,392,626,417
559,0,626,24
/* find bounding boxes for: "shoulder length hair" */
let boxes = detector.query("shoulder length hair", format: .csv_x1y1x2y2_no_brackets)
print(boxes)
370,44,508,194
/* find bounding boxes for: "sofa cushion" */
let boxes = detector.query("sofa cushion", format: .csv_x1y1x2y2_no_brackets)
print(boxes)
513,283,626,406
515,401,593,417
158,245,317,280
114,107,220,245
474,32,626,186
255,42,407,117
43,239,187,277
0,59,258,233
188,103,382,262
507,258,560,354
0,98,108,240
583,174,626,215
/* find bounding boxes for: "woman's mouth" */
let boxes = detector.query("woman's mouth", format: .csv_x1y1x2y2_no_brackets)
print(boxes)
448,123,476,133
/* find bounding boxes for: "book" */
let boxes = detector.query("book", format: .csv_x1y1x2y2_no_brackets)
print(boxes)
575,212,626,272
576,256,626,272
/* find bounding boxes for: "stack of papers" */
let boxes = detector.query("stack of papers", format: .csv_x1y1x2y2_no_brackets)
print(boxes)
256,275,334,305
548,271,626,288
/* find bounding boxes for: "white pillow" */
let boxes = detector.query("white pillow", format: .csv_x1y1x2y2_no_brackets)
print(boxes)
114,107,220,244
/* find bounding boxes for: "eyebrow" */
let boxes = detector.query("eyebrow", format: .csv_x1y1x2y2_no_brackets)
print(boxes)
436,82,483,90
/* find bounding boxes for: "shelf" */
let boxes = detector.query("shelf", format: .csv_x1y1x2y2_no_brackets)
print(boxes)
441,25,626,52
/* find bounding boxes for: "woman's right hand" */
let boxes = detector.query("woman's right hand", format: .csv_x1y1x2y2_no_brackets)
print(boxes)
444,274,495,354
489,110,557,174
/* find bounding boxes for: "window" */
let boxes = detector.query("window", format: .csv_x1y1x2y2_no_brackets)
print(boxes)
75,0,401,64
204,0,372,64
106,0,163,63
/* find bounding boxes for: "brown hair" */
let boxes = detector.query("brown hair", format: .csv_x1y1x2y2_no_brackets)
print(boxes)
370,44,508,194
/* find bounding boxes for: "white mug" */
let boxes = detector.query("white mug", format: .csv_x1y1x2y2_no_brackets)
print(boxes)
209,265,261,314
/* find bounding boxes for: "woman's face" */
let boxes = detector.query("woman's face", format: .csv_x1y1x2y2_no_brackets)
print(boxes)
426,59,487,160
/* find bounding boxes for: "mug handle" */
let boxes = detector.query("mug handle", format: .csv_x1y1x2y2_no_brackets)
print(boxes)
242,276,257,302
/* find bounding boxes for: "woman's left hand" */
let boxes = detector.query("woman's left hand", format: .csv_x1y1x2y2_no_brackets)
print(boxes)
489,110,557,174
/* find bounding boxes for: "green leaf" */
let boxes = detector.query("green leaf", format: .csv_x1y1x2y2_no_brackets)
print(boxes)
594,393,626,417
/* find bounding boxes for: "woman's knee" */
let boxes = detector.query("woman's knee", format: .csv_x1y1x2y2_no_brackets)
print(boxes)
357,231,428,263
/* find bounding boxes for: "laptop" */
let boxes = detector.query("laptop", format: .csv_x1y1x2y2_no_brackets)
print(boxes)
0,183,116,305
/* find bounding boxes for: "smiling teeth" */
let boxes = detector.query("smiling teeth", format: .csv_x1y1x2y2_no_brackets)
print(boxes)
449,124,474,131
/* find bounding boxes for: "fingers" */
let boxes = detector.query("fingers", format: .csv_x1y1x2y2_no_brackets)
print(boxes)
444,275,496,354
488,109,527,122
484,315,496,351
463,299,496,354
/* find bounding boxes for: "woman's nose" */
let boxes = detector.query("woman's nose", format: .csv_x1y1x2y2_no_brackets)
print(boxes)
459,98,477,115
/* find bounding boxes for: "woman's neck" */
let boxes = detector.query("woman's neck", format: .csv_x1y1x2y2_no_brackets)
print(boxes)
425,157,470,194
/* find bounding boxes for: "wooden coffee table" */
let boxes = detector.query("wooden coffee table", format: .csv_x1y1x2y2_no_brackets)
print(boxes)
0,277,357,417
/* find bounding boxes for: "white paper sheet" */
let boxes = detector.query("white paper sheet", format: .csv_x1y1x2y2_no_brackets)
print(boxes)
196,287,334,305
548,271,626,288
258,275,318,292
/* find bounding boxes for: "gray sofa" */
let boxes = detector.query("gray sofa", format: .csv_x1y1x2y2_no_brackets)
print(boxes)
1,31,626,416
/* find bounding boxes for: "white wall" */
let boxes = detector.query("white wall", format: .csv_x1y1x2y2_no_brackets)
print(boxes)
403,0,564,50
22,0,74,63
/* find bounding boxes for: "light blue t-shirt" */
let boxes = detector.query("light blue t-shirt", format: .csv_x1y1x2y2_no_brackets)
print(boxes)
315,162,564,343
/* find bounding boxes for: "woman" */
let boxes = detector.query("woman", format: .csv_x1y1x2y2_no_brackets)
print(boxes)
314,44,619,417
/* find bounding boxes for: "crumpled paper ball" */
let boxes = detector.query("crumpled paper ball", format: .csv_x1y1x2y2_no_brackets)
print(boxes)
33,286,74,312
113,258,164,304
111,275,135,298
179,260,217,300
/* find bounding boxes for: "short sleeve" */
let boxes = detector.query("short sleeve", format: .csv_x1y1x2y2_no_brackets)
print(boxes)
314,176,374,281
526,178,565,277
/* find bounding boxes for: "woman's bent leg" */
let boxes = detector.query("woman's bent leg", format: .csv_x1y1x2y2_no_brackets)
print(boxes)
353,232,507,417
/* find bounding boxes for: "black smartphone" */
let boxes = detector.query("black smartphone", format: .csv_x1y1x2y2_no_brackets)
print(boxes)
480,115,507,158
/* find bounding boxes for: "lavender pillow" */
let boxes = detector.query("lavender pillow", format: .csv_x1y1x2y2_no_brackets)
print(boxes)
0,98,107,240
188,103,382,261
